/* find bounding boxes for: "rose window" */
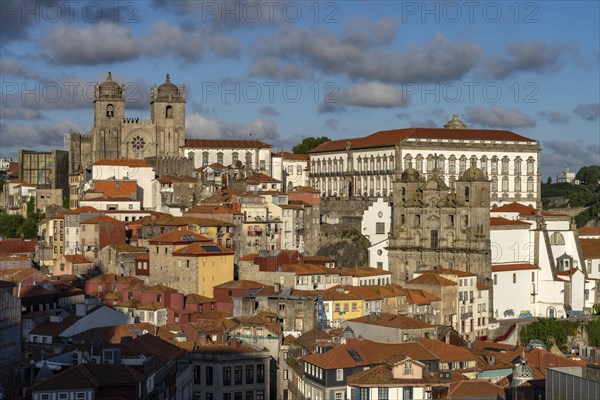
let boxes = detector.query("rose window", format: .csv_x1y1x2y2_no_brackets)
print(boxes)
131,136,146,151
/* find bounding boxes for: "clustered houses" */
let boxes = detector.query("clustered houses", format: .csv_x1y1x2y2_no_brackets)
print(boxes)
5,102,600,400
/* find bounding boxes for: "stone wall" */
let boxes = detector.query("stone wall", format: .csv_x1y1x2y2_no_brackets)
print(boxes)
145,156,195,177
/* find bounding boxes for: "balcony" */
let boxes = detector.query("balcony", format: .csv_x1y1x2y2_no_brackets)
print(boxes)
461,312,473,319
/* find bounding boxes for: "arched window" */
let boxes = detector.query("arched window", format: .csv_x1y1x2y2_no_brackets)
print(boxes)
166,105,173,118
464,187,470,202
550,232,565,245
106,104,114,117
401,187,406,202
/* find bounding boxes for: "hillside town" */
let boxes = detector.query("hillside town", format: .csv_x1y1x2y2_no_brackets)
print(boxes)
0,75,599,400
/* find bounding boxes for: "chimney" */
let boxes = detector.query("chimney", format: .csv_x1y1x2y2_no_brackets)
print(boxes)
274,283,281,292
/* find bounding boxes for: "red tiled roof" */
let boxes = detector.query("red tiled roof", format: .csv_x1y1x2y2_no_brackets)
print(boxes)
213,280,266,290
173,241,234,256
92,180,137,198
418,338,477,363
30,363,144,391
246,172,281,184
63,206,101,214
63,255,92,264
185,205,239,215
239,253,258,262
185,139,272,148
490,217,532,227
581,239,600,259
491,264,539,272
448,380,504,399
310,127,536,153
93,159,152,167
491,202,568,217
0,238,37,254
407,273,457,286
273,152,309,160
149,229,212,244
81,215,122,224
579,226,600,237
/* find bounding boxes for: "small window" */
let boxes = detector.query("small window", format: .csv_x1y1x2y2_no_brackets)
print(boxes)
493,274,497,285
376,222,385,234
166,105,173,118
336,368,343,381
513,273,517,284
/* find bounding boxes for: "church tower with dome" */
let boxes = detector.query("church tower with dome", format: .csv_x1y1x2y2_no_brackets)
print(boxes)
69,72,186,172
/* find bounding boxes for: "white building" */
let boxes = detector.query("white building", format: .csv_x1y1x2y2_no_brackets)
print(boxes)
271,152,309,191
79,197,141,211
490,203,594,318
308,114,541,208
361,198,392,269
556,167,579,184
579,227,600,281
91,159,155,209
183,139,272,175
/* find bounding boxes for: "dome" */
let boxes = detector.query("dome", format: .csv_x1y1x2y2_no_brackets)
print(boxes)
400,166,420,183
462,166,486,181
157,73,179,97
98,72,121,97
444,113,467,129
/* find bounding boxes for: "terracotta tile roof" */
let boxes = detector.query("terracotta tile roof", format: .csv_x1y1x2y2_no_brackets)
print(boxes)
63,206,101,214
185,139,272,148
81,215,122,224
407,273,457,286
556,267,578,277
136,213,233,227
579,226,600,237
304,255,336,262
339,286,383,301
245,172,281,184
491,264,539,272
281,263,338,275
30,363,144,391
524,347,586,376
418,338,477,363
0,238,37,254
347,361,443,387
490,217,532,226
186,293,214,304
303,338,438,369
63,255,92,264
93,159,152,167
310,127,536,153
491,202,568,217
239,253,258,262
137,301,166,311
340,267,392,277
448,380,505,399
581,239,600,259
92,180,137,198
348,313,435,330
173,241,234,256
213,279,267,290
291,186,321,193
293,328,335,352
273,152,309,160
149,229,212,244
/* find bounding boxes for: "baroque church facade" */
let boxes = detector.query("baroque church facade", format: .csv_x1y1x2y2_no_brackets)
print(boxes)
69,73,186,172
387,162,492,284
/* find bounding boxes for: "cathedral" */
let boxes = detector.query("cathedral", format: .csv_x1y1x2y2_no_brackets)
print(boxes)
69,73,186,172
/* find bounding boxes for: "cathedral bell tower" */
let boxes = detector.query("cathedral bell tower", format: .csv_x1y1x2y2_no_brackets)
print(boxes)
93,72,125,160
150,74,186,157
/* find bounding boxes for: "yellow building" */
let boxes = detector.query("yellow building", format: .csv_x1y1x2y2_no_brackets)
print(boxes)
322,289,365,327
47,213,66,261
173,242,235,297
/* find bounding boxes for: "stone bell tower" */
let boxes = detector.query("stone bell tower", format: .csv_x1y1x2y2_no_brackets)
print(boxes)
150,74,186,157
92,72,125,160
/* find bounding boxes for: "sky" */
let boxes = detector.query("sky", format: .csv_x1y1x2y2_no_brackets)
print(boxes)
1,0,599,179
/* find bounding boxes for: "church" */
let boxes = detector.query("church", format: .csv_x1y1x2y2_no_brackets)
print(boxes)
69,73,186,173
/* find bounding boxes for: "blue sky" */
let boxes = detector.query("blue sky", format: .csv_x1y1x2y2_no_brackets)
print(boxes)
1,0,599,179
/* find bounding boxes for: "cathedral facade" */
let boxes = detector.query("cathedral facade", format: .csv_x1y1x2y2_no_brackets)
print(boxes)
70,73,186,172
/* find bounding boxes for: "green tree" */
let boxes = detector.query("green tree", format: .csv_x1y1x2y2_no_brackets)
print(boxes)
519,318,569,350
292,136,331,154
576,165,600,186
0,214,25,238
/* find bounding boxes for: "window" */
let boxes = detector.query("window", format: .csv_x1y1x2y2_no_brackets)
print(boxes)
287,165,293,175
527,177,534,192
257,364,265,383
360,388,370,400
501,157,509,174
494,274,497,285
532,272,535,282
259,160,266,170
223,367,231,385
378,388,389,400
206,366,213,385
217,152,224,165
513,273,517,284
234,366,243,385
283,369,288,380
245,365,254,384
464,187,470,202
202,152,209,167
224,395,232,400
278,303,285,311
106,104,114,117
297,165,303,175
336,368,343,381
235,393,242,400
206,394,213,400
502,176,509,192
257,391,265,400
245,392,253,400
404,361,412,375
550,232,565,245
431,230,439,249
41,395,50,400
376,222,385,234
232,152,239,164
59,394,68,400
